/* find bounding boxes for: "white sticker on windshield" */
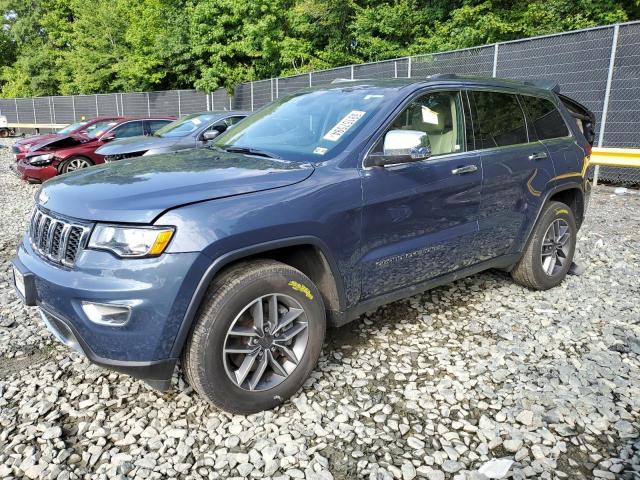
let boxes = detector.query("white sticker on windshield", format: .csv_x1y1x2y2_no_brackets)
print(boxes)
192,118,202,125
313,147,328,155
364,94,384,100
323,110,366,142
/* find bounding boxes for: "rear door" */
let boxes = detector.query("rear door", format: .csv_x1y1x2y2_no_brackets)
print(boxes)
469,89,555,261
359,89,482,299
519,94,585,190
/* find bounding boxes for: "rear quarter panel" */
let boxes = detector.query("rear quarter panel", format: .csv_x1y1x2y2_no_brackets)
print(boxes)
551,97,591,198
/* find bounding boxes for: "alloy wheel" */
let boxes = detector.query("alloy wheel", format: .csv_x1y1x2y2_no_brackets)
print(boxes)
65,158,91,172
540,218,571,276
223,293,309,391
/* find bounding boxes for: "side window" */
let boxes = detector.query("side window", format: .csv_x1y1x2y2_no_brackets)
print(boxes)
205,120,229,136
111,121,144,138
148,120,171,134
520,95,570,140
376,90,465,157
224,116,245,126
471,91,528,148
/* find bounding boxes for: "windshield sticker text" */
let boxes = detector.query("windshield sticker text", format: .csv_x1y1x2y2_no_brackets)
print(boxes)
323,110,366,142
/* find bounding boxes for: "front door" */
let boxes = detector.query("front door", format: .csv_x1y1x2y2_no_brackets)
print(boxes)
359,90,482,299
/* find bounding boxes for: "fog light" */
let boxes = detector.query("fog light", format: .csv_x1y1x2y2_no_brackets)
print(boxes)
81,302,131,326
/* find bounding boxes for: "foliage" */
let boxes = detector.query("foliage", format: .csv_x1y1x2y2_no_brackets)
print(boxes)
0,0,638,97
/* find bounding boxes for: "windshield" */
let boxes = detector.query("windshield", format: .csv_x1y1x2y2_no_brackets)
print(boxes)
58,121,88,135
215,87,390,161
84,120,118,139
154,113,219,138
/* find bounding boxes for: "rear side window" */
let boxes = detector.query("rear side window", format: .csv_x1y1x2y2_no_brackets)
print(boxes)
147,120,172,133
112,121,144,138
520,95,569,140
471,91,528,148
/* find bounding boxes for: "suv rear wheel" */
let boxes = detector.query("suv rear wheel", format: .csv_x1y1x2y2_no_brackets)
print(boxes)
511,201,577,290
182,260,326,414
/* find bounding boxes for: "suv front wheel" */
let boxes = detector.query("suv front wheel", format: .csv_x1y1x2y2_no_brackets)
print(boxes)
182,260,326,414
511,200,577,290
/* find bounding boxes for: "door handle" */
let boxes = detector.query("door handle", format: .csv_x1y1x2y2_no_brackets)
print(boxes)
451,165,478,175
528,151,548,161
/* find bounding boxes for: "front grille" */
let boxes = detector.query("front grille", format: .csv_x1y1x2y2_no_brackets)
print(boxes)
29,208,91,267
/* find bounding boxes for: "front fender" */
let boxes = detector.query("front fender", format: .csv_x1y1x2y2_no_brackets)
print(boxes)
166,235,346,358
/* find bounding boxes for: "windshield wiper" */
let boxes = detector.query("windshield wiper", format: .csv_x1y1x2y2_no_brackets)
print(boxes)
223,146,280,159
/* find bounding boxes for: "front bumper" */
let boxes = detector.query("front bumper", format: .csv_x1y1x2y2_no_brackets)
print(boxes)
15,159,58,183
39,307,176,390
12,235,211,388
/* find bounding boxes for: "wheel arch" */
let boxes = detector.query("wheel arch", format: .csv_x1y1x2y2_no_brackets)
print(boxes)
169,236,345,358
511,184,584,272
548,187,585,229
57,155,94,173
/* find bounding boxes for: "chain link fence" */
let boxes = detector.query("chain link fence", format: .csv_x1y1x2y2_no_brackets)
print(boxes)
0,21,638,184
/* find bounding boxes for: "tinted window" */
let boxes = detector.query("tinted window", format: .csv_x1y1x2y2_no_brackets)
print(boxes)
378,90,465,156
472,91,528,148
148,120,172,133
112,121,144,138
224,115,245,126
520,95,569,140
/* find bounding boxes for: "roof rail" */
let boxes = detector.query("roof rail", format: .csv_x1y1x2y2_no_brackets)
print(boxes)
427,73,460,80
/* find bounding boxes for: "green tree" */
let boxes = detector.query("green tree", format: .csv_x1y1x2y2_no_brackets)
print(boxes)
0,0,71,96
0,0,638,97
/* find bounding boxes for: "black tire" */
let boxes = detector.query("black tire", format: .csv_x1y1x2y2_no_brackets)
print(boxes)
182,260,326,414
0,129,8,138
60,156,93,174
511,201,577,290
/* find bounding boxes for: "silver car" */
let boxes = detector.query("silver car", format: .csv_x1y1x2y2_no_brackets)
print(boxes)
96,111,249,161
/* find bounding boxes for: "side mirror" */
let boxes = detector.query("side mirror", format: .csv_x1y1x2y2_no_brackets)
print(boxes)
202,129,222,141
101,134,115,142
365,129,431,168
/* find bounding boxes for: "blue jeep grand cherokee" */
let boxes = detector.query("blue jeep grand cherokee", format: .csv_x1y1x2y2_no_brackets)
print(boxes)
12,76,594,413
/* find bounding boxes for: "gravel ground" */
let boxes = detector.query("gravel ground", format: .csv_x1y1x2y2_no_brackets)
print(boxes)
0,137,639,480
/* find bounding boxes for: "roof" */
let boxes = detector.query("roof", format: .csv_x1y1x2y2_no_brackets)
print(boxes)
325,74,561,95
181,110,251,117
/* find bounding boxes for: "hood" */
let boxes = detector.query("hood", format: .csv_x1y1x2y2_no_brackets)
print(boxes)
95,135,178,156
30,133,92,153
16,134,57,148
38,148,314,223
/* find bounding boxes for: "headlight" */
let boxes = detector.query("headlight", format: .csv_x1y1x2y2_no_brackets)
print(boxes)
29,154,54,166
88,225,174,258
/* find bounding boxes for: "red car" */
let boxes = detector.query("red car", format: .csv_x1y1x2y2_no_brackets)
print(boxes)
16,116,174,183
12,117,123,161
